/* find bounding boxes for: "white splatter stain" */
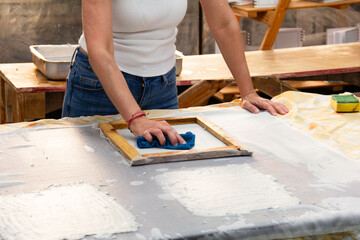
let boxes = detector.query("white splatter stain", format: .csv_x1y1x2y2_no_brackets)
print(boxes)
106,179,118,183
151,228,165,239
130,181,144,186
84,145,95,153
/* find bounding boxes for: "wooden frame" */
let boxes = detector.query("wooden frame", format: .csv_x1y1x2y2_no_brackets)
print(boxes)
99,116,251,166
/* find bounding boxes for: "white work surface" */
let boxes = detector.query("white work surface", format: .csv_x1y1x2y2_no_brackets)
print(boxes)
0,99,360,239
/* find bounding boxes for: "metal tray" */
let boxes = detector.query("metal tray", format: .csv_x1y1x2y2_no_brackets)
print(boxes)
30,44,78,80
175,50,184,76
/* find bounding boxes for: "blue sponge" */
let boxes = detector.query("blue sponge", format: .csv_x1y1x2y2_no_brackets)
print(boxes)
137,131,195,150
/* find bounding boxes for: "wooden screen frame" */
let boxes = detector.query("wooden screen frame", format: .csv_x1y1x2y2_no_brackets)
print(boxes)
99,116,251,166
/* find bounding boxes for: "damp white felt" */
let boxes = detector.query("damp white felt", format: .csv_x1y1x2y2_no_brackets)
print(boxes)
116,123,227,155
155,164,300,217
0,184,138,240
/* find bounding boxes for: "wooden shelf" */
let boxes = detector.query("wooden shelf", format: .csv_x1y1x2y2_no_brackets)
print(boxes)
232,0,360,14
231,0,360,50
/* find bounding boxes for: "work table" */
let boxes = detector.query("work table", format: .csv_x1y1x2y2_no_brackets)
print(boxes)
0,92,359,239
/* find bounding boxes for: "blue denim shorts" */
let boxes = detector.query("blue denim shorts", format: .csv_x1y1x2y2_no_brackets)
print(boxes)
62,48,179,118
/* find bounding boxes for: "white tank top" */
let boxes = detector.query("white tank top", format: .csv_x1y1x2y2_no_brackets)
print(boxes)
79,0,188,77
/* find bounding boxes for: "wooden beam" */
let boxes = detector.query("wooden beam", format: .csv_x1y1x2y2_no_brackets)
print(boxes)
0,78,5,123
248,11,276,25
284,80,350,90
24,93,46,120
330,4,349,9
260,0,291,50
178,79,232,108
99,122,141,161
252,76,298,97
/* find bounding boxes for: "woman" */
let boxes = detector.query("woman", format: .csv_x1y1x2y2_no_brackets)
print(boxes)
62,0,288,146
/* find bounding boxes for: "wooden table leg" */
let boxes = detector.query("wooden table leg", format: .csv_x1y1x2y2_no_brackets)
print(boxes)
12,90,25,123
178,80,232,108
0,78,6,124
24,92,46,120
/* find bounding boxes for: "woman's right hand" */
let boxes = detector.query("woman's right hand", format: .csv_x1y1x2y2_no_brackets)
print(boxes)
129,116,186,146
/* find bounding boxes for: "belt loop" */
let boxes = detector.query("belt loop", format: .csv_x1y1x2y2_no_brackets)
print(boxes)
70,47,79,68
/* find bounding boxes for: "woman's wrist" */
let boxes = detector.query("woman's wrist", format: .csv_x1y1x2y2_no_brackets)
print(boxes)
126,110,147,130
241,91,257,99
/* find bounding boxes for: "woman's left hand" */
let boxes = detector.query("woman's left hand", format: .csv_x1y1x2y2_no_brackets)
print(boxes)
241,92,289,116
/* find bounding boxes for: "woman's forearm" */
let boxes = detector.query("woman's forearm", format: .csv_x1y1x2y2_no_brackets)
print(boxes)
82,0,141,121
87,49,141,121
200,0,255,96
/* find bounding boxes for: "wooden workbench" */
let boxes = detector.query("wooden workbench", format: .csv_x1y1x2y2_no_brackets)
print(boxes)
1,42,359,122
0,63,66,123
178,42,360,107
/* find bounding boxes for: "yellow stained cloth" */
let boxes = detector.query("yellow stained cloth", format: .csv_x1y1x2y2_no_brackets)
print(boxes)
272,91,360,160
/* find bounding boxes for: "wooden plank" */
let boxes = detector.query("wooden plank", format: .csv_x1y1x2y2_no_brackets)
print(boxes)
0,78,5,123
252,76,298,97
288,0,360,9
178,80,231,108
110,121,128,130
177,43,360,86
214,83,240,102
230,0,360,15
5,83,12,123
0,63,66,93
132,146,248,166
284,80,350,89
231,4,277,15
215,80,351,101
99,122,141,161
12,91,25,122
142,146,239,157
24,93,46,120
153,117,198,125
232,7,259,18
331,4,349,9
45,92,65,114
177,56,234,86
249,11,276,25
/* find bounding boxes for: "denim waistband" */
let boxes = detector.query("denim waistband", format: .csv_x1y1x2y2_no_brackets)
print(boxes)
71,47,93,71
